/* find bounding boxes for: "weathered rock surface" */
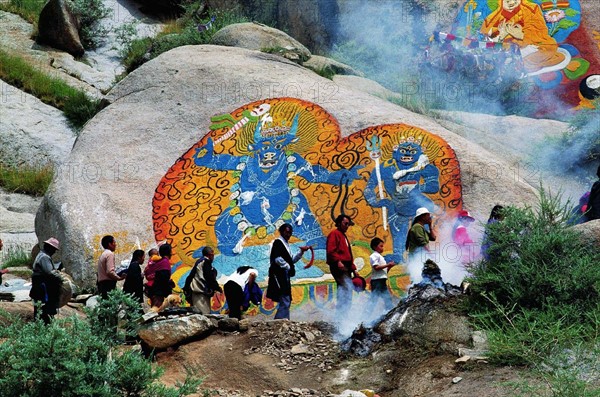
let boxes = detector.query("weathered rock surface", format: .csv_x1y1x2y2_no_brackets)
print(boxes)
37,0,84,57
333,75,401,100
36,44,538,288
303,55,363,77
276,0,340,54
0,79,76,167
211,22,311,63
433,110,586,200
375,284,471,347
343,284,471,357
0,11,102,97
572,219,600,248
138,313,215,349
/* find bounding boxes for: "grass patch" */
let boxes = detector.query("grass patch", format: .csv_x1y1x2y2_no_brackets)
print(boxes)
0,0,45,25
0,163,53,196
0,49,101,129
120,5,248,73
1,248,32,269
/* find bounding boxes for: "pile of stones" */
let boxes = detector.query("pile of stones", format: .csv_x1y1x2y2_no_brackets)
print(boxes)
244,320,341,373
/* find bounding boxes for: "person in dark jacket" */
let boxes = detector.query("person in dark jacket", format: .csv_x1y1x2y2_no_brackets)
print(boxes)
585,164,600,222
266,224,309,319
123,249,145,306
30,238,62,324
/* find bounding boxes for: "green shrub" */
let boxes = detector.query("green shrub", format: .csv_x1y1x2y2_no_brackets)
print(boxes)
466,188,600,366
0,291,203,397
0,0,46,24
120,5,249,73
0,247,32,268
541,106,600,170
68,0,111,49
506,344,600,397
0,163,53,196
63,90,102,129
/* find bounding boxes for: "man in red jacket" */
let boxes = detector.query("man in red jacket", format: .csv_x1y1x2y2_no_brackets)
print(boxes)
326,214,358,316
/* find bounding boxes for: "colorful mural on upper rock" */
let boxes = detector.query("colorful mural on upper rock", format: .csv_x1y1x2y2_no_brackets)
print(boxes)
428,0,599,112
153,98,463,315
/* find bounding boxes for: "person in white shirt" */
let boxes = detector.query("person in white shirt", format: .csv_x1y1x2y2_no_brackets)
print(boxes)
369,237,396,311
224,266,258,320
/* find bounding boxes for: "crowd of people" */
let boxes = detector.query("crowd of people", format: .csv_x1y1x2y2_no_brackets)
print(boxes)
8,163,598,324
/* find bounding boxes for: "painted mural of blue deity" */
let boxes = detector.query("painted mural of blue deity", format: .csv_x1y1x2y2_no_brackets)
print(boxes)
193,113,363,258
364,135,440,262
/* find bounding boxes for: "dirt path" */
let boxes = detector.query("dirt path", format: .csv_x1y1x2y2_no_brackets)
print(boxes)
154,320,526,397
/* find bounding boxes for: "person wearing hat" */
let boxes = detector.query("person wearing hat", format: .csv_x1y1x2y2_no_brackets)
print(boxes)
326,214,359,316
30,237,63,324
452,210,477,265
406,207,437,254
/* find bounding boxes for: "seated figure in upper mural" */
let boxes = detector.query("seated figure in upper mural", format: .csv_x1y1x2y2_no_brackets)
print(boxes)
480,0,565,73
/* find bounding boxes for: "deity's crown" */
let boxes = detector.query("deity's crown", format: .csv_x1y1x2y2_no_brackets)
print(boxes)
397,135,423,145
261,123,291,138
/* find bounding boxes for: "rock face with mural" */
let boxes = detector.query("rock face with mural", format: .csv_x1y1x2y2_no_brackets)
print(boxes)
153,98,462,315
36,45,538,311
425,0,600,113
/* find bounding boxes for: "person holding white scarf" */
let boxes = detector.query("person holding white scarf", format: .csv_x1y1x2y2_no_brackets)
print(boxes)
266,223,309,319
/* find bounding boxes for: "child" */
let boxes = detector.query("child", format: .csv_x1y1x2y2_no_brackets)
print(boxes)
369,237,396,311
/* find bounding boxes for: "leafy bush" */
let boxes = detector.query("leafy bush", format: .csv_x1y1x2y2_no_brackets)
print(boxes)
68,0,111,49
0,163,53,196
0,291,203,397
120,5,248,73
541,106,600,170
466,188,600,366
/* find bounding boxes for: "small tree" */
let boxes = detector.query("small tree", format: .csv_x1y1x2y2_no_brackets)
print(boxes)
464,188,600,396
466,187,600,365
0,291,202,397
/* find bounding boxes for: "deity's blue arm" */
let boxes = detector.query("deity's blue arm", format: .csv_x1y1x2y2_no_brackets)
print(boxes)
193,138,241,170
363,169,392,208
417,164,440,194
294,157,364,184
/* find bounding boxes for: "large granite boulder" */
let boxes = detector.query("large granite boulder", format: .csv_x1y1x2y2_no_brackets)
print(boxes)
138,314,215,349
343,284,472,357
303,55,363,77
37,0,84,57
35,45,537,288
572,219,600,248
211,22,311,63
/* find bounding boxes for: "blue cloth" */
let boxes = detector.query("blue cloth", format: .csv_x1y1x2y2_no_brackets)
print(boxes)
274,295,291,319
242,282,263,311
